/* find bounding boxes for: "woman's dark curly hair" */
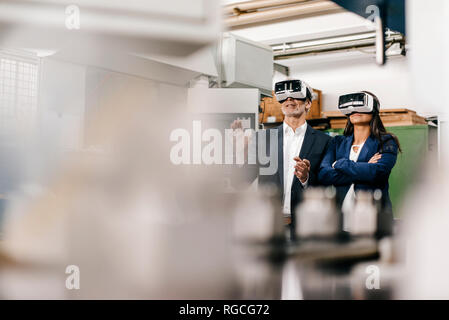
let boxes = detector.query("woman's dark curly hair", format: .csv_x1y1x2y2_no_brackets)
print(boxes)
343,91,401,152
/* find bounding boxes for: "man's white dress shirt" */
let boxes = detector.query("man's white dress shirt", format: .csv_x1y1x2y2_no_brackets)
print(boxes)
282,121,308,215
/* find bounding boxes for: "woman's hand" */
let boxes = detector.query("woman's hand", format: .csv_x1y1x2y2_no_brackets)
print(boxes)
368,153,382,164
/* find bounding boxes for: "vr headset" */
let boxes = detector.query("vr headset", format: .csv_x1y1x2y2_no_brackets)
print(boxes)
338,92,379,115
274,79,312,103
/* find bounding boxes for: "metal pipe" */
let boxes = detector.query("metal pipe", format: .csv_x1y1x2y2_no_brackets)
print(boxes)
274,39,375,59
271,32,377,51
225,0,343,28
273,33,404,60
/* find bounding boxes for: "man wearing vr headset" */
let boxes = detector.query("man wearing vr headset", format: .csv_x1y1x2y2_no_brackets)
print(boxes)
318,91,401,237
231,79,331,233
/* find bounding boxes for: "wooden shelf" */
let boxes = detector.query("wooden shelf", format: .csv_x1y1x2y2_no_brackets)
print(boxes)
322,108,427,129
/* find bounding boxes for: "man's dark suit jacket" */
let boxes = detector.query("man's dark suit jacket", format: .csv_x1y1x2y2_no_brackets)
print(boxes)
233,123,331,230
259,124,331,227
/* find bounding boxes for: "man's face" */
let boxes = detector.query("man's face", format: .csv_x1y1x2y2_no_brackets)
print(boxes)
281,97,310,117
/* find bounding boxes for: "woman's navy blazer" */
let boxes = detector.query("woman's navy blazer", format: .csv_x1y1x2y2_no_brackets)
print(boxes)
318,133,399,210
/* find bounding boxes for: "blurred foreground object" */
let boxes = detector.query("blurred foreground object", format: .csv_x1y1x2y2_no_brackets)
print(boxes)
395,0,449,298
296,187,339,239
0,73,239,299
396,161,449,299
0,0,221,56
0,0,221,84
343,191,377,236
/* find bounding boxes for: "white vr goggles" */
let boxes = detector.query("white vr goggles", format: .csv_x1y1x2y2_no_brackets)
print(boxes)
338,92,379,115
274,80,312,103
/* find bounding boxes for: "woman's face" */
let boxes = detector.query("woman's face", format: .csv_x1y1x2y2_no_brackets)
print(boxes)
349,112,373,125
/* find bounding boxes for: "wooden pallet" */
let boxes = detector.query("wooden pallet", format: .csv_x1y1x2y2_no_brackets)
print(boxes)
322,108,427,129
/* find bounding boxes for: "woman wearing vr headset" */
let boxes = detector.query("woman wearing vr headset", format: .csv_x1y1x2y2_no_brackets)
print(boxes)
318,91,401,236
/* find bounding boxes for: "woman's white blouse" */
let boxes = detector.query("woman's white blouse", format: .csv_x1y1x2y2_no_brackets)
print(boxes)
341,142,365,230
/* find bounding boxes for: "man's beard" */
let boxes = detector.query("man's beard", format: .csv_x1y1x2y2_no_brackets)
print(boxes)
282,107,304,117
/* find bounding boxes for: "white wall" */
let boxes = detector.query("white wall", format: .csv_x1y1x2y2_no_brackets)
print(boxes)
407,0,449,161
274,52,424,115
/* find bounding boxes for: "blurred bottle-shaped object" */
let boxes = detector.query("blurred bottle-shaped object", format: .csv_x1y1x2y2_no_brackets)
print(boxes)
350,236,401,299
232,183,286,299
296,187,338,239
344,191,377,237
233,183,284,244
